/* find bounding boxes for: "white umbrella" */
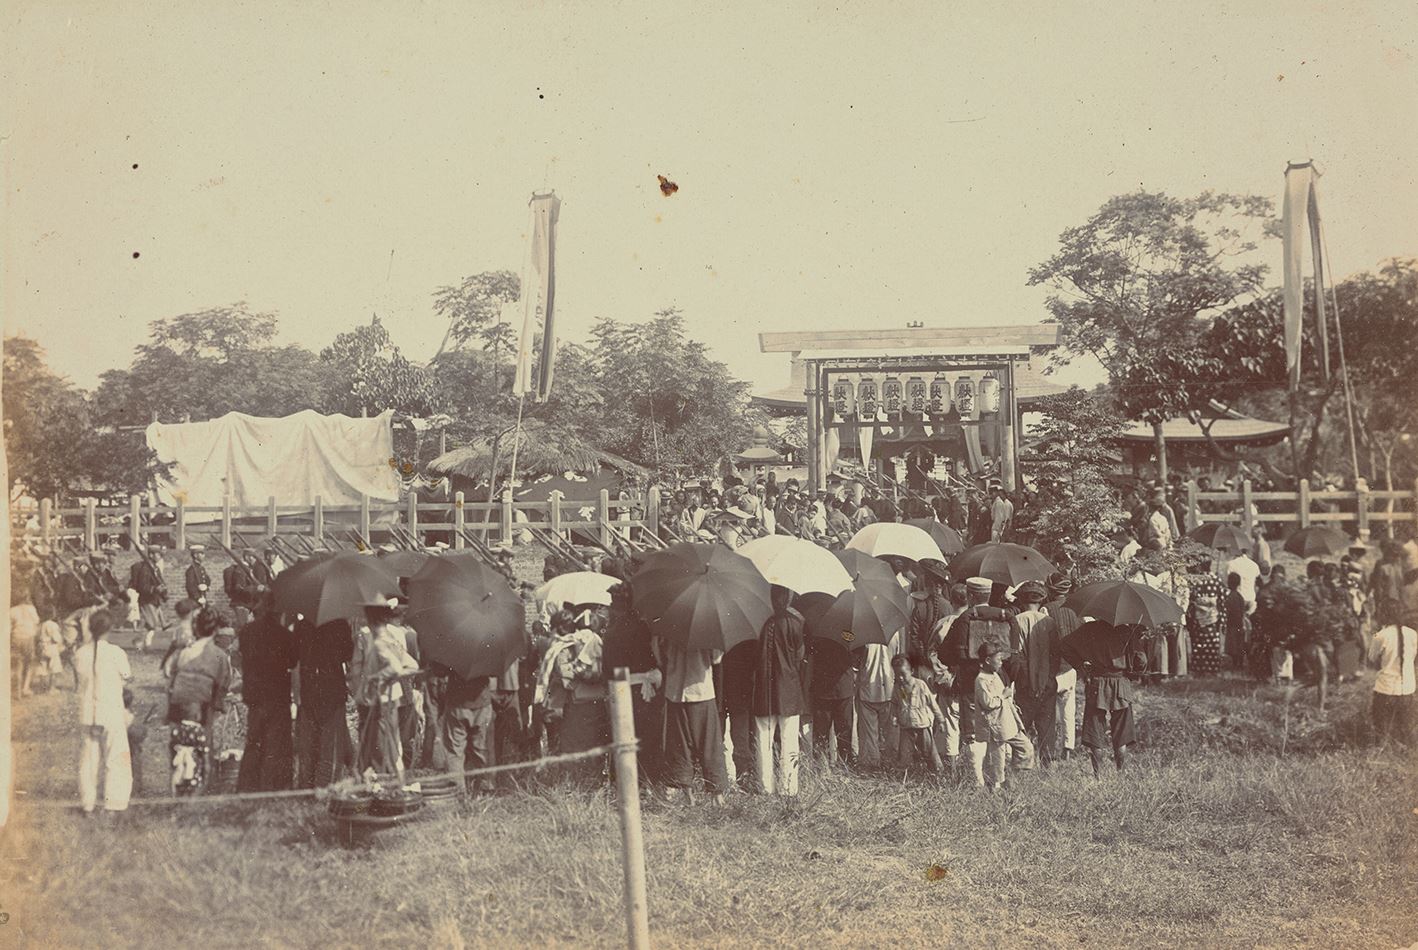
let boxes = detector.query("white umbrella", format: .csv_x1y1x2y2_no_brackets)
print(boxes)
533,571,619,608
738,535,853,597
845,522,945,565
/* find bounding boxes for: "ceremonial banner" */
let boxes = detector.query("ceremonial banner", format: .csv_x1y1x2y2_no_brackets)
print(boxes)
513,192,563,401
1281,163,1330,390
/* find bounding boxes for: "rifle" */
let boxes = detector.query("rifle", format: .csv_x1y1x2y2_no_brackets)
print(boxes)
345,528,372,553
212,536,244,565
292,534,319,555
321,529,351,552
269,535,304,564
527,524,585,565
390,524,423,551
453,527,501,568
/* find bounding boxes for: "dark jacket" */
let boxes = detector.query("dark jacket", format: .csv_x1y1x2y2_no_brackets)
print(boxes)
129,560,167,605
238,613,297,707
752,607,806,717
297,619,353,710
186,563,211,601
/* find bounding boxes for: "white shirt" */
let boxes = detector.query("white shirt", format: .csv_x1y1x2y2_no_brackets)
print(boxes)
1369,625,1416,696
858,632,902,703
75,640,132,730
1224,554,1261,614
1118,539,1141,565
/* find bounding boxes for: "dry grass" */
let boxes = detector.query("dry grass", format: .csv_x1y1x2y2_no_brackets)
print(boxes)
3,668,1416,949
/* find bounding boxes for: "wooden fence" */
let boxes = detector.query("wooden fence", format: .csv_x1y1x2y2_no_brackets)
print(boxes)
1186,478,1418,541
16,487,663,553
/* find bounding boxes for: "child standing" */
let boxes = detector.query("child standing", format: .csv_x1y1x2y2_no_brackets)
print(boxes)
891,654,944,774
973,644,1034,789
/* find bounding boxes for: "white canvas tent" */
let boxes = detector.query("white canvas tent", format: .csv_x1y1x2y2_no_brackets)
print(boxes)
146,410,401,516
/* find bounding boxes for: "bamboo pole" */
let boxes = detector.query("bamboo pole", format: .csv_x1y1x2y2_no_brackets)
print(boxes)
609,668,651,950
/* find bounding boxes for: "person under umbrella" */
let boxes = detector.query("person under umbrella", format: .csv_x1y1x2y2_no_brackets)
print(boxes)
752,585,807,797
1039,573,1082,760
351,598,419,782
1058,621,1150,778
1006,580,1067,768
908,561,954,664
294,615,355,789
652,625,730,805
236,594,297,793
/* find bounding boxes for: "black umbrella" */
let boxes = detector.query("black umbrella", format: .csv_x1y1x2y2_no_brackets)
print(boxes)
1283,526,1351,559
1187,523,1253,555
799,549,910,649
406,555,526,680
904,519,966,557
948,542,1056,585
1064,579,1183,629
272,553,401,626
629,542,772,652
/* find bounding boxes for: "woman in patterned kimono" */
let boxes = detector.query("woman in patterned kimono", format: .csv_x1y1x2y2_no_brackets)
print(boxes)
1186,564,1226,677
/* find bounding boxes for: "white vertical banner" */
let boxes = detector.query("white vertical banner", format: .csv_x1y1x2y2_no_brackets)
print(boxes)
512,192,563,400
1282,162,1329,390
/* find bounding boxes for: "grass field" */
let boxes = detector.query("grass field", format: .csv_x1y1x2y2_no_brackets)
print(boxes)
3,653,1416,949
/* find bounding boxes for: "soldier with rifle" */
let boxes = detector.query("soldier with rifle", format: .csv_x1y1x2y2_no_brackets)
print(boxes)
223,546,262,627
185,544,212,605
128,543,169,652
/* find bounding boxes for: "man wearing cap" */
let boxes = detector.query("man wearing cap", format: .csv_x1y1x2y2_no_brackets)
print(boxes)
185,546,211,606
1009,579,1068,766
128,546,168,652
909,562,954,663
224,551,261,628
251,547,276,590
1040,574,1082,759
939,576,1022,784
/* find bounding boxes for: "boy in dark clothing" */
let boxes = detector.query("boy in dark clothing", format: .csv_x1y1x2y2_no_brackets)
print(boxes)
807,635,856,767
1224,573,1248,671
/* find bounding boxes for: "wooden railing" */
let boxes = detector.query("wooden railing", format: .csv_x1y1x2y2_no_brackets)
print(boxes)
15,487,663,553
1186,478,1417,540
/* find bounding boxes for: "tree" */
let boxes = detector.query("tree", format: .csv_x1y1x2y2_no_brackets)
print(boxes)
1018,389,1129,582
1029,190,1274,485
587,309,752,478
93,303,326,426
319,316,438,417
430,270,521,359
4,337,166,501
1205,257,1418,488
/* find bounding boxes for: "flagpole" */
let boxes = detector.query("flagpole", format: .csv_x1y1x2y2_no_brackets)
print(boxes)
1317,218,1363,485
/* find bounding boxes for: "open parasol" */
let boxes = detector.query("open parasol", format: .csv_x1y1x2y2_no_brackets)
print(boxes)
1283,526,1351,559
377,548,432,578
799,549,911,649
629,542,772,652
904,519,966,557
406,555,527,680
737,535,853,597
1186,523,1253,555
272,553,401,626
845,522,944,566
1063,579,1183,629
534,571,620,609
948,542,1056,585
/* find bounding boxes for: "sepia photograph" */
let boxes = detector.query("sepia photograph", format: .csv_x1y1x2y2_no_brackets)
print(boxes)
1,2,1415,947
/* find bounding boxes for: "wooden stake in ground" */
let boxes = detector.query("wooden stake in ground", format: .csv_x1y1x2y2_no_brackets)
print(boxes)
1,372,10,828
608,668,650,950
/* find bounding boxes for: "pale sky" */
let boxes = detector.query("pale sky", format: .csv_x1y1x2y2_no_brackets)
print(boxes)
4,1,1415,399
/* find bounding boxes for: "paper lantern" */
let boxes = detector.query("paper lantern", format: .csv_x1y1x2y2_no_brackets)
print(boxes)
857,376,879,417
928,375,950,414
979,372,1001,413
832,376,856,418
905,376,927,414
882,376,903,415
954,377,975,416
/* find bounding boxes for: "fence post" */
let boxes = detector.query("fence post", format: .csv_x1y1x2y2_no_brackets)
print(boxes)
267,496,278,539
313,496,325,546
360,494,372,542
646,485,661,541
599,489,613,549
500,490,515,546
1185,480,1199,531
39,499,52,546
453,491,466,549
175,499,187,551
1297,479,1311,529
83,498,98,551
608,668,651,950
1240,480,1254,539
1356,483,1371,542
406,493,420,548
221,495,233,549
129,495,143,551
549,490,564,539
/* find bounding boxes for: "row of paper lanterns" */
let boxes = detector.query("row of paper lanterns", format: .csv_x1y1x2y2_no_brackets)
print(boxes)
828,372,1002,419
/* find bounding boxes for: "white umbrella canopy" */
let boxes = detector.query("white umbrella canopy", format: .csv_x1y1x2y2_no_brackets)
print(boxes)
533,571,619,608
845,522,944,566
737,535,853,597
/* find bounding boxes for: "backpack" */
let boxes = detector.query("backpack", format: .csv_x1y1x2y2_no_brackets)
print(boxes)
940,606,1013,664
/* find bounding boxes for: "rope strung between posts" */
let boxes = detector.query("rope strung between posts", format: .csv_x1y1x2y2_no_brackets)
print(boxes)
15,741,637,809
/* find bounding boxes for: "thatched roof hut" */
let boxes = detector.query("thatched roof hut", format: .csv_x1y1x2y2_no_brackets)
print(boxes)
427,421,648,488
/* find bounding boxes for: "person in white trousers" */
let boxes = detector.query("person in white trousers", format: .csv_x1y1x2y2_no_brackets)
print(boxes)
75,611,133,815
753,585,807,796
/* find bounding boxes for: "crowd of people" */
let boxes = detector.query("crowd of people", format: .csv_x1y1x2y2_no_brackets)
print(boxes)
8,472,1416,818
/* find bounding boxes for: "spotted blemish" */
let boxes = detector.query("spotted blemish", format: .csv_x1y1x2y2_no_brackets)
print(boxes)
657,175,678,197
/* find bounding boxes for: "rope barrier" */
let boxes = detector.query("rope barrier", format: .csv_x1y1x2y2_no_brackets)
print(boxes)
15,743,631,810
